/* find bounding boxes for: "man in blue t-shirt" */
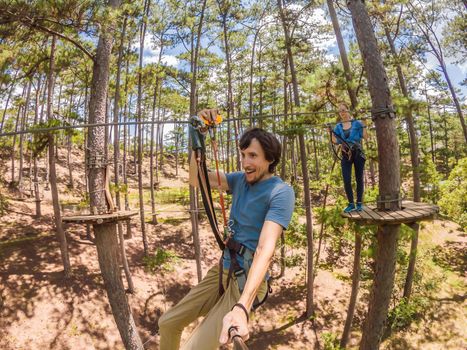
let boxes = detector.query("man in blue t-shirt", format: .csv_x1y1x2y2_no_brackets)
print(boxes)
158,109,295,350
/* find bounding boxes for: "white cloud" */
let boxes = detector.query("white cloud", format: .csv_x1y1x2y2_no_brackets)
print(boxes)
132,35,179,67
161,55,179,67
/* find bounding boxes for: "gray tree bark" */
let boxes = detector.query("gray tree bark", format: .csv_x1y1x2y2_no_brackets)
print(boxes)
188,0,208,282
113,15,134,294
347,2,401,349
86,0,143,347
277,0,314,317
382,21,421,301
47,35,71,278
136,0,151,256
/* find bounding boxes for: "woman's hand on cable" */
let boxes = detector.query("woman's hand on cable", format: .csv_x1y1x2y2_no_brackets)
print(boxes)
219,305,249,345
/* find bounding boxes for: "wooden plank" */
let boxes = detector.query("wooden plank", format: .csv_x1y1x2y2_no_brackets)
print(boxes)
405,205,431,213
62,210,138,223
362,207,384,221
355,209,374,222
404,201,435,211
385,209,407,223
396,209,414,220
401,208,425,220
342,201,439,225
373,211,393,222
406,207,431,217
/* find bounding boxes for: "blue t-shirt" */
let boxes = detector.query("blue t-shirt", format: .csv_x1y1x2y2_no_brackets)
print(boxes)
223,172,295,269
333,120,364,145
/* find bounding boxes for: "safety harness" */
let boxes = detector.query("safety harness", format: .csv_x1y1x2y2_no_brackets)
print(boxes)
189,115,269,308
329,120,365,161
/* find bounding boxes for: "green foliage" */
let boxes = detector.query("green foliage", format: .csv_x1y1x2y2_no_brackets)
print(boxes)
109,182,128,196
284,253,304,268
438,158,467,230
419,155,442,202
315,199,346,229
387,296,429,332
27,119,63,156
321,332,343,350
71,129,85,145
143,248,180,273
285,212,307,248
0,192,8,217
155,187,190,206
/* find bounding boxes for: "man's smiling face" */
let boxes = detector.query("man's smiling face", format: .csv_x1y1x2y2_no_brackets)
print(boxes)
241,138,273,185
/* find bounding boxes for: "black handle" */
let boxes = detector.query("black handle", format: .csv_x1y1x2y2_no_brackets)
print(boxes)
228,326,249,350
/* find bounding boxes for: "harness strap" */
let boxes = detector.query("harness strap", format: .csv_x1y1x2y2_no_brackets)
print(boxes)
219,237,268,309
195,150,225,251
190,121,269,309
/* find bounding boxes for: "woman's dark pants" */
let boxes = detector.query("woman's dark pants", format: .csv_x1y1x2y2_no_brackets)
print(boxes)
341,149,365,204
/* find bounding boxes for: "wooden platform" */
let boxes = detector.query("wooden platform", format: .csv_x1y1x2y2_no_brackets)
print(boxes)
62,210,138,224
341,201,439,225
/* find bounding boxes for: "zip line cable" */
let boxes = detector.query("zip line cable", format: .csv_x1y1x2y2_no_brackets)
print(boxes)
0,110,378,138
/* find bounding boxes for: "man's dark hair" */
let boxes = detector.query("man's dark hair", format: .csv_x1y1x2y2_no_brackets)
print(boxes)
239,128,281,173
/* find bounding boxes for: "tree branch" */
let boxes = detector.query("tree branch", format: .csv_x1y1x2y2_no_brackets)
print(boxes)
17,17,95,61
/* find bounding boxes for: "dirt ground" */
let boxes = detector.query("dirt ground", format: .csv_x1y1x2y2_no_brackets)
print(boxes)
0,148,466,349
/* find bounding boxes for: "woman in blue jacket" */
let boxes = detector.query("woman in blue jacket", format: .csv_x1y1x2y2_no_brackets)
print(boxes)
332,103,367,212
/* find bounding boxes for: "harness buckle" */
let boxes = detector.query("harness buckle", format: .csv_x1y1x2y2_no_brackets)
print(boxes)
238,244,246,256
234,269,245,278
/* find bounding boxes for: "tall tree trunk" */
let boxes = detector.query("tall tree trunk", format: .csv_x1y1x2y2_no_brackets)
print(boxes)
18,79,32,197
340,232,362,348
113,15,134,293
47,35,72,277
33,75,42,218
122,47,132,241
425,91,435,164
439,61,466,144
66,80,76,190
11,85,26,186
86,0,143,347
280,57,289,182
149,41,164,225
149,81,159,225
347,2,401,350
258,42,264,128
311,131,319,180
407,1,467,142
218,4,241,170
326,0,358,109
136,0,151,256
315,158,337,267
279,61,289,278
277,0,314,317
403,222,419,299
83,70,92,240
382,24,422,301
189,0,208,282
248,30,260,124
0,70,19,134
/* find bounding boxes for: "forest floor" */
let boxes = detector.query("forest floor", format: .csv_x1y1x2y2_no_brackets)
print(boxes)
0,146,466,349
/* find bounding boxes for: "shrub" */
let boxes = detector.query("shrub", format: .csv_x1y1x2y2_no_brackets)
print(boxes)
0,192,8,217
143,248,180,273
438,158,467,230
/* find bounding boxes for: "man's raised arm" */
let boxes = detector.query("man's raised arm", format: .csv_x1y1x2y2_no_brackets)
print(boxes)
189,109,229,192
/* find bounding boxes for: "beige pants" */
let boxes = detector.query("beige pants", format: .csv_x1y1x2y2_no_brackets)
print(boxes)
158,265,267,350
